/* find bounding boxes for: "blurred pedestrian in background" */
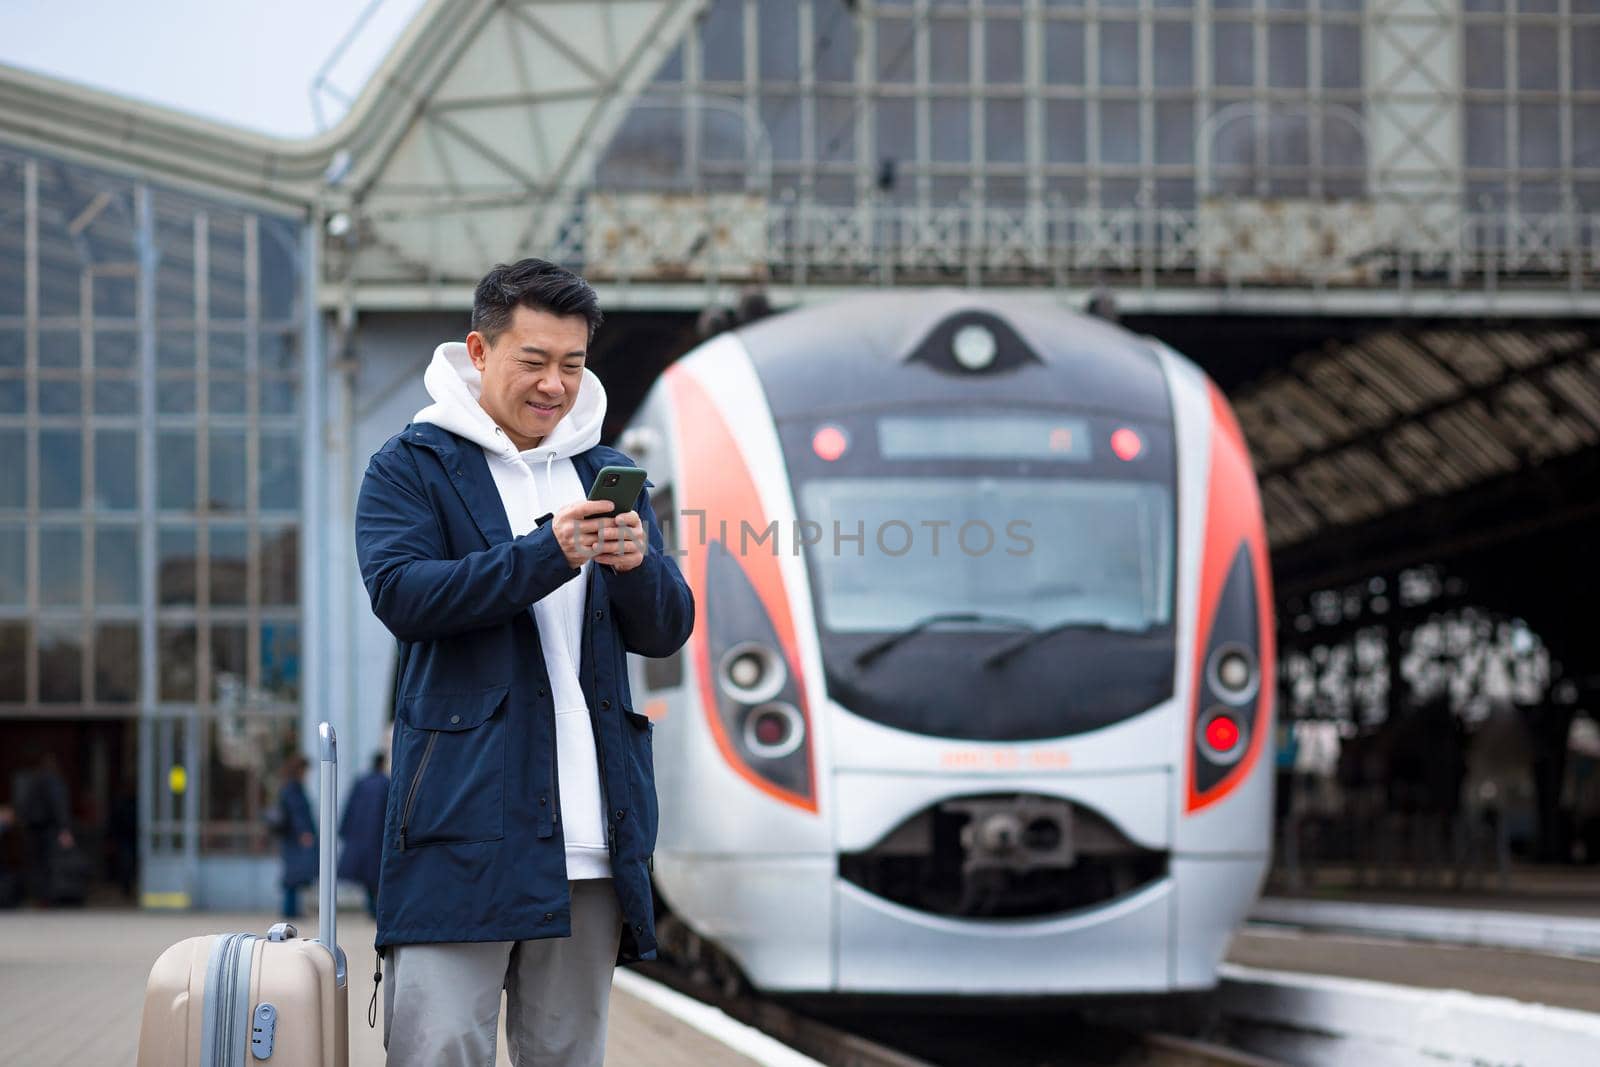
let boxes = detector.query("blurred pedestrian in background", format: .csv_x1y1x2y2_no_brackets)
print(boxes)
275,754,316,919
18,751,73,908
338,751,389,918
0,803,17,908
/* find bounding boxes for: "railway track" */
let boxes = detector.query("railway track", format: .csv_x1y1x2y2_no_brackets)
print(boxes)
630,956,1288,1067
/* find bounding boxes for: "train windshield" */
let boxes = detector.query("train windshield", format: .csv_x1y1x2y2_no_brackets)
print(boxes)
797,476,1174,635
776,408,1179,739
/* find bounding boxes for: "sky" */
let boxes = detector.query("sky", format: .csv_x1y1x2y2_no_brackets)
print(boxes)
0,0,430,140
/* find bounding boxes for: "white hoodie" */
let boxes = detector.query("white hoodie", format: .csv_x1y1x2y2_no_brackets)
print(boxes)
413,341,612,880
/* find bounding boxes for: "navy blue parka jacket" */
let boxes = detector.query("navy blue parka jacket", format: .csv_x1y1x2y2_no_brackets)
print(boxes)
355,422,693,961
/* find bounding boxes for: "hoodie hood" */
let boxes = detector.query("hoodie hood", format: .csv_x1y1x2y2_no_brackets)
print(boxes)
413,341,606,463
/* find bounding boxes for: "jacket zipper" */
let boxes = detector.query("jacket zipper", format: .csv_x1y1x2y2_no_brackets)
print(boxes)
583,569,618,860
397,731,440,852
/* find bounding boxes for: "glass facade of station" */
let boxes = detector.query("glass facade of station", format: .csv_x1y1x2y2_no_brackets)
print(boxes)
0,145,308,902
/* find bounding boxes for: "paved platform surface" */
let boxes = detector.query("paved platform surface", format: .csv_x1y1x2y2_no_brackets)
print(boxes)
0,908,764,1067
1227,925,1600,1014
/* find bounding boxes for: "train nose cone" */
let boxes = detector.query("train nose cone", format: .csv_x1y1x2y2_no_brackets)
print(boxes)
977,813,1025,855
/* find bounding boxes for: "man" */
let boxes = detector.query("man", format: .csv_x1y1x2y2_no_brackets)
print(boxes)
355,258,693,1067
18,751,73,908
338,752,390,918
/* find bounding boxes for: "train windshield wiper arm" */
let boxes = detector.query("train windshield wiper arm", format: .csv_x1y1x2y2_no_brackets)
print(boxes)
854,611,1034,668
983,620,1158,669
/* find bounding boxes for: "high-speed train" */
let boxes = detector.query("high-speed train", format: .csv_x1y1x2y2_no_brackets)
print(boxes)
618,290,1274,1000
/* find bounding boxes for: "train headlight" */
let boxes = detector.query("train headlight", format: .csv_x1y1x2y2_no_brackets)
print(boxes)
1208,644,1259,703
951,324,998,370
743,702,805,759
718,641,786,704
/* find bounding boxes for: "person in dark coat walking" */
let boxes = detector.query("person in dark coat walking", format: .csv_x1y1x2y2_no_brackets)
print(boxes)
338,752,389,918
355,259,693,1066
18,751,73,908
275,754,316,919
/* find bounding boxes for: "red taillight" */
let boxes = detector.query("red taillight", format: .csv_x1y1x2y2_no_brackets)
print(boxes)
1205,714,1241,753
1111,427,1142,461
754,711,788,746
813,425,848,461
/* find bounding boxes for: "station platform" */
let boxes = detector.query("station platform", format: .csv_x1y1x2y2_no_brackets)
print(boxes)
0,908,808,1067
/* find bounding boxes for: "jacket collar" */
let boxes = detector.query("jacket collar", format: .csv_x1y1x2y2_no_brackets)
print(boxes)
403,422,605,547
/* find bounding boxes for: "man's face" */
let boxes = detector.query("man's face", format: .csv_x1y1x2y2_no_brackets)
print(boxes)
466,305,589,450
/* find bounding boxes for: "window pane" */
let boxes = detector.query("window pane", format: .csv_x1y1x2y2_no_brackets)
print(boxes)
95,526,140,606
0,378,21,414
1519,104,1559,169
40,430,83,510
158,332,195,370
0,622,25,701
212,623,248,703
40,526,83,606
158,527,197,606
259,526,299,607
38,329,79,370
877,17,915,84
0,329,21,369
211,526,248,607
94,377,139,415
95,623,139,703
209,379,247,416
260,377,298,417
209,220,248,322
208,431,248,513
758,0,799,79
209,330,246,373
1100,102,1141,165
95,430,139,511
1045,23,1085,85
815,0,856,82
0,429,23,507
260,331,299,374
1464,26,1505,90
261,622,300,702
816,96,857,163
96,329,139,370
260,433,299,512
39,379,81,416
985,99,1026,163
39,621,83,703
1045,99,1087,163
1268,23,1308,89
1518,28,1558,91
1466,103,1508,169
160,624,197,702
159,431,196,511
876,97,917,163
0,524,23,605
1100,21,1139,87
157,375,197,415
700,0,744,81
260,217,301,321
1156,101,1195,165
1153,23,1193,89
931,19,970,85
1214,23,1253,87
985,18,1023,84
762,94,803,161
931,97,971,162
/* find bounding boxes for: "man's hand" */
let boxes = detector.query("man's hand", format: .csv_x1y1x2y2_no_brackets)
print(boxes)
553,499,626,568
593,510,648,572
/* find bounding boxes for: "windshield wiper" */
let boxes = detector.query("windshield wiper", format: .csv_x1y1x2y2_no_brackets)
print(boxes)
982,620,1158,670
854,611,1034,668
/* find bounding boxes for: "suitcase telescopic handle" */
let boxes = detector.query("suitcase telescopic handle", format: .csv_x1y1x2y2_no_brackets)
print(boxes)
316,722,347,987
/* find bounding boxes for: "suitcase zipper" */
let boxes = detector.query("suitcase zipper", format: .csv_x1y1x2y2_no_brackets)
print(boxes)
397,730,439,852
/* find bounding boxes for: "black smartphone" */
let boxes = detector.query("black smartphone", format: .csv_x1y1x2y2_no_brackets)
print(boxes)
587,465,647,516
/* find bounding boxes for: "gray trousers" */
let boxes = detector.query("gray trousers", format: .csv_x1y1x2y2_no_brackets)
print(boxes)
383,879,623,1067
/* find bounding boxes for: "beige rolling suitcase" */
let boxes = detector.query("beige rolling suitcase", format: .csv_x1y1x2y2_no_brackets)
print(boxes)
137,723,349,1066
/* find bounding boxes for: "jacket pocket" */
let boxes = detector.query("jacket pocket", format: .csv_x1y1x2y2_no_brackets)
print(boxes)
621,706,658,855
395,685,509,850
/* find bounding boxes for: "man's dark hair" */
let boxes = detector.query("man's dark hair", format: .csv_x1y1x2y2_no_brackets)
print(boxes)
472,258,603,344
